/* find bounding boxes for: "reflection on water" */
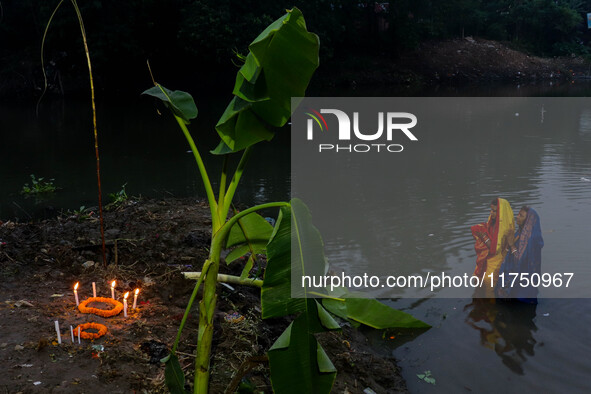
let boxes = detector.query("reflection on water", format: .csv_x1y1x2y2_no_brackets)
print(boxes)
296,94,591,391
0,97,291,220
390,296,591,392
464,299,537,376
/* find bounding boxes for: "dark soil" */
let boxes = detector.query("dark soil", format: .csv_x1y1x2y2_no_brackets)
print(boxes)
0,198,406,393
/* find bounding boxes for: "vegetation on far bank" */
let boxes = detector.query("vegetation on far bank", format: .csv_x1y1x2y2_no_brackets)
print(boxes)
3,1,591,99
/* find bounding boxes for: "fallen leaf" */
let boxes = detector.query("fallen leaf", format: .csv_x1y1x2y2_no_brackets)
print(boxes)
14,300,34,308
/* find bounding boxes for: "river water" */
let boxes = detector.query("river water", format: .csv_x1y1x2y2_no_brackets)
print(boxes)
0,95,291,219
2,82,591,392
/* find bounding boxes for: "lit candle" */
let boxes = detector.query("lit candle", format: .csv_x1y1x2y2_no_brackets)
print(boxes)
54,321,62,344
92,282,97,298
70,326,74,343
132,288,140,309
123,292,129,317
73,282,79,306
78,326,81,344
111,280,116,299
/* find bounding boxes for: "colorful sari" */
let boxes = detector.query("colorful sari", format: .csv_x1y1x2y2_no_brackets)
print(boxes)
471,198,515,295
496,208,544,303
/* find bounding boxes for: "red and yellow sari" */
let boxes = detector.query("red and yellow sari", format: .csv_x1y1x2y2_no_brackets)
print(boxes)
471,198,514,294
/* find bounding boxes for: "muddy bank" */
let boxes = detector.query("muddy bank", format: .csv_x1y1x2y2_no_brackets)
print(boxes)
0,198,406,393
316,37,591,91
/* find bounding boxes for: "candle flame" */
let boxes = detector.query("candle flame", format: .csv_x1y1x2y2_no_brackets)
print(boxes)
111,280,116,288
74,282,79,290
134,288,140,295
124,291,130,299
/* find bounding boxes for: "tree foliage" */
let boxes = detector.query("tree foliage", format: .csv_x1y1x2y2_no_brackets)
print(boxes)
2,0,591,98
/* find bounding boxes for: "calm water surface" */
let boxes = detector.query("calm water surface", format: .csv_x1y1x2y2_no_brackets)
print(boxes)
0,96,290,219
315,90,591,391
2,83,591,392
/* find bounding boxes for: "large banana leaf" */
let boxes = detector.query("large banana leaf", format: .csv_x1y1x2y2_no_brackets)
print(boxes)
261,199,327,319
267,300,338,394
215,7,319,153
261,205,305,318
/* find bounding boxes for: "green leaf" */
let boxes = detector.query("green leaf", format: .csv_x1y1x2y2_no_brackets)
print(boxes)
321,298,361,328
344,298,431,329
246,8,319,126
215,7,319,153
261,205,306,318
269,322,293,351
261,200,328,319
225,212,274,264
210,140,234,155
216,96,275,153
321,298,348,321
268,313,336,394
290,198,328,296
316,343,336,374
164,353,187,394
142,85,198,124
239,254,255,280
315,300,341,331
417,370,436,385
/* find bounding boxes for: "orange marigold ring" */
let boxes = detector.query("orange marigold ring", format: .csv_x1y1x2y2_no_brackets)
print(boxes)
74,322,108,339
78,297,123,318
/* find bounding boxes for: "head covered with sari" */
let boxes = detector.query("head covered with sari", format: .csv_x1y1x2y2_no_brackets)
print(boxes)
496,207,544,303
471,198,515,277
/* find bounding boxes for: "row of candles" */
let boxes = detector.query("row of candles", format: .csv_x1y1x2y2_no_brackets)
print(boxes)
54,321,82,345
54,281,142,344
73,281,140,316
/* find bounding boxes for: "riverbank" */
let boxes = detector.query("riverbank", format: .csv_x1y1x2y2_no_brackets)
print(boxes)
0,197,407,393
4,37,590,102
314,37,591,92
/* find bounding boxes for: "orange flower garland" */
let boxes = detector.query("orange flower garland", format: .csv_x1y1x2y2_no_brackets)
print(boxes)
74,322,108,339
78,297,123,317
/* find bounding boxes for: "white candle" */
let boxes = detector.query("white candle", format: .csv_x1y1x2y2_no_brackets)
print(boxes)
54,321,62,344
123,291,129,317
74,282,79,306
78,326,81,344
111,280,116,299
92,282,97,298
132,288,140,309
70,326,74,343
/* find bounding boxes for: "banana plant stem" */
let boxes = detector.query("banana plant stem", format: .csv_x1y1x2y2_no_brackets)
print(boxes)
193,201,288,393
220,146,252,221
173,115,221,230
217,155,229,220
194,237,223,393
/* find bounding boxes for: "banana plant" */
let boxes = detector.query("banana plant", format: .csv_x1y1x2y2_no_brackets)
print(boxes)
144,8,429,394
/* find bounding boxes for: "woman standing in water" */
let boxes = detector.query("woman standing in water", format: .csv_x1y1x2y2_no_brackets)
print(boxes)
496,206,544,303
471,198,515,296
